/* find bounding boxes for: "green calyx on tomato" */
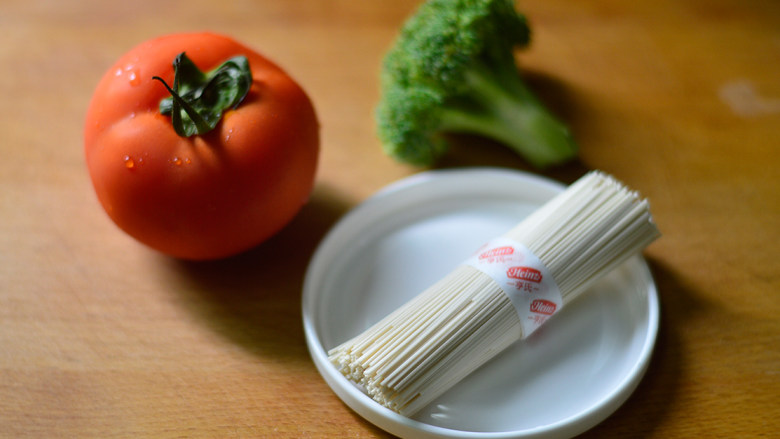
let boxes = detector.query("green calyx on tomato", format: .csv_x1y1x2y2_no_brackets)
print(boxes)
152,52,252,137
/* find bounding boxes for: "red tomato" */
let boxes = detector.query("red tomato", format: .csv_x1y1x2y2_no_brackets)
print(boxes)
84,32,319,260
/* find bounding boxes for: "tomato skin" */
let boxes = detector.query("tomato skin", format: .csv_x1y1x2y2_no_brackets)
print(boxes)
84,32,319,260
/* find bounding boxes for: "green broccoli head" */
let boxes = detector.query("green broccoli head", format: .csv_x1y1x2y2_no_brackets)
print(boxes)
376,86,448,165
376,0,577,168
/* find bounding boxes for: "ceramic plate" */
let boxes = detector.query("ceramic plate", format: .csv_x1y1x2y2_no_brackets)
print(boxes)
303,168,658,438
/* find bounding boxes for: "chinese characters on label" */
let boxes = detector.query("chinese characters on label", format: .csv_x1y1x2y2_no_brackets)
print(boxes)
463,237,562,338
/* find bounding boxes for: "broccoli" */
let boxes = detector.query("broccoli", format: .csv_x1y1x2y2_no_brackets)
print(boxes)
376,0,577,168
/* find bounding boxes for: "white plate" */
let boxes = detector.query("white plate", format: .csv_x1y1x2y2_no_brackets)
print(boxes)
303,168,658,439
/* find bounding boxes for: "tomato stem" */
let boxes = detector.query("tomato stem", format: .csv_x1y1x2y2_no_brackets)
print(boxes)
152,76,213,136
153,52,252,137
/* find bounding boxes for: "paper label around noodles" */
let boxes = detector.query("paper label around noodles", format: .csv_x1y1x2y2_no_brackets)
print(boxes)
462,237,563,338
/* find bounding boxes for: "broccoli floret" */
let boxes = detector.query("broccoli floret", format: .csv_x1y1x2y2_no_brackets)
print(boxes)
376,0,577,168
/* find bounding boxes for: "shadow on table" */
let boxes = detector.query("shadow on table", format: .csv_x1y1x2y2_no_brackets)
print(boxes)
159,183,353,362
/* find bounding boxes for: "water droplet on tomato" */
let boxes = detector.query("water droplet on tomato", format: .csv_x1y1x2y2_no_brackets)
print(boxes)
117,64,142,86
170,157,183,166
128,70,141,86
123,155,135,169
184,157,192,165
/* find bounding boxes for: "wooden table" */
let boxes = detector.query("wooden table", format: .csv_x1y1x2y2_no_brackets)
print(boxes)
1,0,777,437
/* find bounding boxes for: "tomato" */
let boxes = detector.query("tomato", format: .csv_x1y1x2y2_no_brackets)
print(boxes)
84,32,319,260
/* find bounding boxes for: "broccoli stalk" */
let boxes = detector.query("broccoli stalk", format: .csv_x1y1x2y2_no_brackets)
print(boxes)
376,0,577,168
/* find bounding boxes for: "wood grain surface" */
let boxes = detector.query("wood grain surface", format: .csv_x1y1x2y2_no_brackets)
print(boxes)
1,0,778,437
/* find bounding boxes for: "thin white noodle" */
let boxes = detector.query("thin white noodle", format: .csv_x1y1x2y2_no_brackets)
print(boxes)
328,171,661,416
